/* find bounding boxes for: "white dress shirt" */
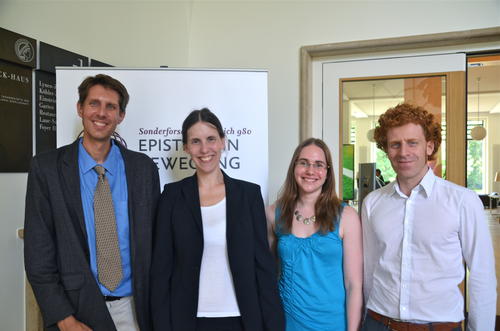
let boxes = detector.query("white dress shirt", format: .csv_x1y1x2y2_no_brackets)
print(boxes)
362,168,496,331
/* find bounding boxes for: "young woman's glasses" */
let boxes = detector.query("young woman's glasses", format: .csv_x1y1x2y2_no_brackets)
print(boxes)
295,159,328,171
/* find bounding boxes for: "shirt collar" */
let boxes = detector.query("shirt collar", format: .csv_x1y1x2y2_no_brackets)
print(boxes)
78,138,120,176
392,167,436,199
419,167,436,197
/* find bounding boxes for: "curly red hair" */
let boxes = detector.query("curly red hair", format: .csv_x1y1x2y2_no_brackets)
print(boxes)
374,103,441,161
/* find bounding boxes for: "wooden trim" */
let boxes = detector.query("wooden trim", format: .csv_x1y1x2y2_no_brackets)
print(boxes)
302,26,500,58
299,47,313,141
468,54,500,62
26,280,43,331
21,229,44,331
446,71,467,186
339,72,446,82
300,26,500,139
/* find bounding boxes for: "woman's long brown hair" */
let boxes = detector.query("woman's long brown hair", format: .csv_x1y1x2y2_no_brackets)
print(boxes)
276,138,340,234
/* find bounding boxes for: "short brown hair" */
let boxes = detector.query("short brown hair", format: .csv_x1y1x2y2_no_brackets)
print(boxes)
374,103,441,161
78,74,129,113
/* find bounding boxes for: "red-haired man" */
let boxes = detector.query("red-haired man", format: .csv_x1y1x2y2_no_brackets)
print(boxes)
361,103,496,331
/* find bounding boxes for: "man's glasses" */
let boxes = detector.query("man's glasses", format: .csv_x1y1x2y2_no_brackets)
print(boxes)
295,159,328,171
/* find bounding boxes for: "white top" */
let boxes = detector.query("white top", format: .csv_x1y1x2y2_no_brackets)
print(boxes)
197,198,241,317
362,168,496,330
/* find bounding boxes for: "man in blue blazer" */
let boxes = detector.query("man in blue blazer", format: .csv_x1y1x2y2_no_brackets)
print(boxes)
24,74,160,330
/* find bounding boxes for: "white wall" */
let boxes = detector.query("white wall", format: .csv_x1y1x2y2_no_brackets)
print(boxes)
186,1,500,200
1,1,499,329
0,1,193,67
0,174,27,331
0,2,193,329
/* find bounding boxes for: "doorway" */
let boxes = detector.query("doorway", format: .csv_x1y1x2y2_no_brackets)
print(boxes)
300,26,500,328
320,53,465,198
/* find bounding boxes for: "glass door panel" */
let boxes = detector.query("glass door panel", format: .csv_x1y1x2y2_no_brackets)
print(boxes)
321,53,466,199
466,54,500,321
466,55,500,195
341,76,446,202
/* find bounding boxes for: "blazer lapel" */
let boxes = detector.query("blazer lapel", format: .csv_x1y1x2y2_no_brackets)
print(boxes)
120,146,138,260
118,144,135,211
223,172,240,246
182,174,203,234
60,140,88,243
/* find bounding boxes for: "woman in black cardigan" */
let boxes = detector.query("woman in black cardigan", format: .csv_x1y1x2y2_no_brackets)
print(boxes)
151,108,285,331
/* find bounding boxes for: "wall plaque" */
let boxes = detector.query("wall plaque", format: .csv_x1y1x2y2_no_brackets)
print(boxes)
35,71,56,154
0,27,36,68
0,59,33,172
39,42,88,73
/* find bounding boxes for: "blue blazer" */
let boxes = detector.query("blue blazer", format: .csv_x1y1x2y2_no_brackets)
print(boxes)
151,172,285,331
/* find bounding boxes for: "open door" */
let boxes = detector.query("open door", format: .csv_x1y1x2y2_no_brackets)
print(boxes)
321,53,466,199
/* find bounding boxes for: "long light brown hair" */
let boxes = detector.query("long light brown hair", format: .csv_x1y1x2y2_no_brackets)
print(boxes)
277,138,340,234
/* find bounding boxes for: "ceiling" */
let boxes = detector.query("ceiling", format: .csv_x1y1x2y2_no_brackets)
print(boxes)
342,58,500,118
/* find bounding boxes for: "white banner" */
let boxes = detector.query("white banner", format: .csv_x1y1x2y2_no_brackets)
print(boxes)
56,68,268,198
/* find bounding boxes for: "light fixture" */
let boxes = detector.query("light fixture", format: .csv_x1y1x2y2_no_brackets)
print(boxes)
367,84,376,142
471,77,487,140
495,171,499,182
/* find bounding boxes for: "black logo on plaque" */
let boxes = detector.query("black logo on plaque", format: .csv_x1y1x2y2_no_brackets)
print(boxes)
14,39,35,63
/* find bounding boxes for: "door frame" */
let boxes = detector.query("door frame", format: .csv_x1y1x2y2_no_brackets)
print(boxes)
299,26,500,186
300,27,500,326
335,71,464,197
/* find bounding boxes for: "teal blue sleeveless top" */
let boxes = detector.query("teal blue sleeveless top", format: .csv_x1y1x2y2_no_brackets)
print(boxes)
275,203,346,331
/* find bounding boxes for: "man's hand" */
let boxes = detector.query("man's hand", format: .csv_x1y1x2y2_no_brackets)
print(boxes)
57,315,92,331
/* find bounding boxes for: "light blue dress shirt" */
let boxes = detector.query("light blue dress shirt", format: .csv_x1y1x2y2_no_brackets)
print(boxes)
78,139,132,296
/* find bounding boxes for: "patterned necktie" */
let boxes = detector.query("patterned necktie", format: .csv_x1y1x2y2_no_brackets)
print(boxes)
93,165,123,291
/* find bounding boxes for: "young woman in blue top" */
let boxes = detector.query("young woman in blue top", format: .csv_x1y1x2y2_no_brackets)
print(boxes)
266,138,363,331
